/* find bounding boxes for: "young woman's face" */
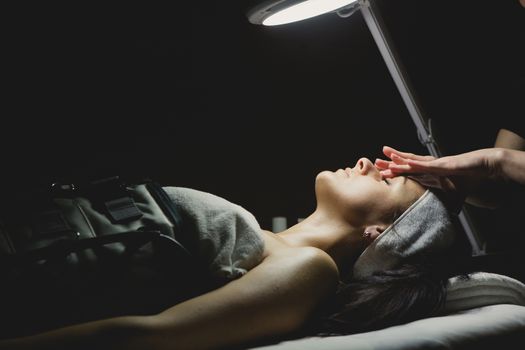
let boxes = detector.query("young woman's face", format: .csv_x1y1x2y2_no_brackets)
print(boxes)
315,158,426,226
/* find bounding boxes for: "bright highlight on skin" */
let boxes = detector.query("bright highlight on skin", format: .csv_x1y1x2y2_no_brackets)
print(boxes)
263,0,358,26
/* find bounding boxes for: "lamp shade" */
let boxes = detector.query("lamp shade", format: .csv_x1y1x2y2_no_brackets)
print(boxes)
247,0,358,26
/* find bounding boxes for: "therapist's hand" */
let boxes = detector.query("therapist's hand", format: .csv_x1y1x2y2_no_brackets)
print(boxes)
374,146,502,197
375,146,501,179
374,148,457,193
375,146,436,178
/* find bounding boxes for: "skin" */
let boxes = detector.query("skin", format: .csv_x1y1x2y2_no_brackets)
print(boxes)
0,158,425,350
375,144,525,208
279,158,425,273
495,129,525,151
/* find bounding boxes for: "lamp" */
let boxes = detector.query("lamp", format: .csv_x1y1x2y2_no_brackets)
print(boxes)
247,0,485,255
247,0,359,26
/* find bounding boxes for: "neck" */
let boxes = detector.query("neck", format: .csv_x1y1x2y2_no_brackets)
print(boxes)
277,209,364,274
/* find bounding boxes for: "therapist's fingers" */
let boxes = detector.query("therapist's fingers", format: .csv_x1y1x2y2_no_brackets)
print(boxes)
387,163,414,174
379,169,395,178
390,153,410,165
376,147,424,172
377,157,415,177
374,158,391,170
378,147,443,178
382,146,435,162
388,159,428,172
388,158,453,176
375,158,409,176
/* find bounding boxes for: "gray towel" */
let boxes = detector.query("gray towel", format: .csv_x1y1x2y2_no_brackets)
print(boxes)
163,187,265,283
353,189,457,278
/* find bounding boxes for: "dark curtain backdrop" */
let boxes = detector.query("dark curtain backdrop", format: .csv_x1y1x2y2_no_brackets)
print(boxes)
3,1,524,248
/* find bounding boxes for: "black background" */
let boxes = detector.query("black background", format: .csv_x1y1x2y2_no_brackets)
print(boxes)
3,0,524,249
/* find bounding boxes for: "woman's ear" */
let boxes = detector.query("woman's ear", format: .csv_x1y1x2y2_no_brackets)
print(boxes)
363,225,386,241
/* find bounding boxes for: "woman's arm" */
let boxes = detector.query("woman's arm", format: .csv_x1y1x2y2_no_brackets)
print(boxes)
1,247,338,350
153,246,338,349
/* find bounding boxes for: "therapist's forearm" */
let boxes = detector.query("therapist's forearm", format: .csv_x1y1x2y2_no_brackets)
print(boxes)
497,148,525,186
464,148,525,209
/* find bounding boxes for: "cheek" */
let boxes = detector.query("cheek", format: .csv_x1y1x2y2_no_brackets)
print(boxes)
315,172,357,208
315,174,392,219
340,188,377,214
338,182,392,218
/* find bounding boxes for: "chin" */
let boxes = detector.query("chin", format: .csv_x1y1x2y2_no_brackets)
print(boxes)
314,171,337,203
315,170,333,182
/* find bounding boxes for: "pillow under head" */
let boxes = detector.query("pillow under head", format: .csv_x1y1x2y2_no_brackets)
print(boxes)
445,272,525,313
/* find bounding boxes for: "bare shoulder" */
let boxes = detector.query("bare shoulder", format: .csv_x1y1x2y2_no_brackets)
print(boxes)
143,233,340,349
260,229,339,276
257,230,339,291
270,246,339,277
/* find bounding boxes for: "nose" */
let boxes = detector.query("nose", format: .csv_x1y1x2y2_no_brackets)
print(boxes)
355,158,380,178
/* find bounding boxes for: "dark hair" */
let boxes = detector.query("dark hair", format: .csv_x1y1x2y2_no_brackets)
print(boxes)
318,263,447,335
312,252,473,336
307,189,473,336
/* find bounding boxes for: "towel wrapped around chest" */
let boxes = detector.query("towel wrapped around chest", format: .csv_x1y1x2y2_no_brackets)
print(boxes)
163,187,265,284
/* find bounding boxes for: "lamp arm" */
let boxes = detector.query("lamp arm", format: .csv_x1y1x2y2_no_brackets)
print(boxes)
358,0,440,157
358,0,485,255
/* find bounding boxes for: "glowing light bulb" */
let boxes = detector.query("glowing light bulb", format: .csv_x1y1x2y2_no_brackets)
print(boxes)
262,0,358,26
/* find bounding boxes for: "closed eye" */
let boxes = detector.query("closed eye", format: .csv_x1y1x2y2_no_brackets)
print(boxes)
383,179,390,185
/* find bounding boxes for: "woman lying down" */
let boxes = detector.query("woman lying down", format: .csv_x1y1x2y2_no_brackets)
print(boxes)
0,156,493,350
